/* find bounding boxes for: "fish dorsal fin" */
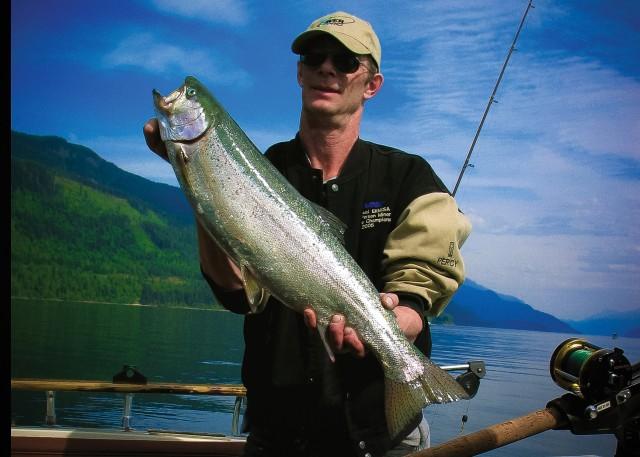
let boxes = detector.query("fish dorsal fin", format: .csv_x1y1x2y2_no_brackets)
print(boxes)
311,202,347,245
241,265,270,314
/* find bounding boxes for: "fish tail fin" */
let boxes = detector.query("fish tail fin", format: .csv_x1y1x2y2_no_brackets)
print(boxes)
384,377,428,441
384,358,469,440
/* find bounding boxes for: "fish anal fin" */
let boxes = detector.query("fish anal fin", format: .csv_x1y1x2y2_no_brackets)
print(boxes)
418,357,470,404
384,378,427,441
241,265,270,314
317,322,336,363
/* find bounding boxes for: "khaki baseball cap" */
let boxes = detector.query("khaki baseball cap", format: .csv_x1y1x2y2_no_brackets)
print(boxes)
291,11,381,70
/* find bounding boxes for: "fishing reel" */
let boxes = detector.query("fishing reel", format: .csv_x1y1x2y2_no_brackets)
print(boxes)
547,338,639,455
550,338,633,403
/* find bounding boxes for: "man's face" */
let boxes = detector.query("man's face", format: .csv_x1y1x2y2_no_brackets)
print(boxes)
297,36,378,119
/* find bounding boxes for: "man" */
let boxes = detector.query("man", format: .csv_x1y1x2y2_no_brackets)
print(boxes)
144,11,471,457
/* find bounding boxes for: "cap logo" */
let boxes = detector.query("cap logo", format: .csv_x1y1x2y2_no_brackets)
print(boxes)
317,16,355,28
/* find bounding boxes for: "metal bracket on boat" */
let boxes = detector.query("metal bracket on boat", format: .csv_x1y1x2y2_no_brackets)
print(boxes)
113,365,148,384
231,396,245,436
113,365,147,431
121,393,134,431
441,360,486,399
45,390,56,425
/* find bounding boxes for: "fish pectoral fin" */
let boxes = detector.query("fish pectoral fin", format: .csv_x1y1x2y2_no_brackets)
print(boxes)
310,202,347,245
241,265,270,314
177,143,190,163
316,322,336,363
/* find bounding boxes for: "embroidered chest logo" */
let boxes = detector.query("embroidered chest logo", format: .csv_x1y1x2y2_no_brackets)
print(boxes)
361,201,391,230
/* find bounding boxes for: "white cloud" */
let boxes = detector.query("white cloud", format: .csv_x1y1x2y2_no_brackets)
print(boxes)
365,0,639,164
102,33,251,86
380,21,640,162
148,0,250,26
463,231,640,318
495,55,640,161
359,0,640,318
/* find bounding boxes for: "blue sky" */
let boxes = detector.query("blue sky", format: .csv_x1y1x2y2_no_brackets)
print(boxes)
11,0,640,320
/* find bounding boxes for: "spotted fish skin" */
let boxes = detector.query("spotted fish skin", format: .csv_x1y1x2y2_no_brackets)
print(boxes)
152,76,468,440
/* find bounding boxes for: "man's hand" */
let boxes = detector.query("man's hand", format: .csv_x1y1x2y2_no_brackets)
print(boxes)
303,292,422,359
143,118,168,161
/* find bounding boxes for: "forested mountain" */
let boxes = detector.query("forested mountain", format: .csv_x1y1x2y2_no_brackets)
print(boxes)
11,131,194,224
11,131,216,307
11,130,578,333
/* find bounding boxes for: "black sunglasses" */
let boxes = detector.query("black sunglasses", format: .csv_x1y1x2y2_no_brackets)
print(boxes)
300,52,362,74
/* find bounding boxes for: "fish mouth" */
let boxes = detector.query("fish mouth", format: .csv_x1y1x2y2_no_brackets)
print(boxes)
152,82,209,142
152,87,183,113
152,86,203,127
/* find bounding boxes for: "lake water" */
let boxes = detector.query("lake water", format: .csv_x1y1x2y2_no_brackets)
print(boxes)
11,298,639,456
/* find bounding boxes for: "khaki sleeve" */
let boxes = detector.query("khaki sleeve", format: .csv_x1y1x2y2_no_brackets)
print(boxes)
381,193,472,317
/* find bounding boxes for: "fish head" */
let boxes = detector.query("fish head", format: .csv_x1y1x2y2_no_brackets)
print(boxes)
152,76,222,142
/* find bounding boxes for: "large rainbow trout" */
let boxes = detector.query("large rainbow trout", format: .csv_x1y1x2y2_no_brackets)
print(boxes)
152,76,468,440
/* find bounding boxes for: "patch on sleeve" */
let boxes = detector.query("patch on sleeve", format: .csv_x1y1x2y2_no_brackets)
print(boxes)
436,241,459,268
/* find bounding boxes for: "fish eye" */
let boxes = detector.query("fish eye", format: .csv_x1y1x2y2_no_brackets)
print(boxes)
186,87,197,97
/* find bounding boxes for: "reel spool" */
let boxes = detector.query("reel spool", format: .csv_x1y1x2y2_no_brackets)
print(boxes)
550,338,632,402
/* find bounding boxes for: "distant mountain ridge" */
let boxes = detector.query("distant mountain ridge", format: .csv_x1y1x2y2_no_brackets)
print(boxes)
11,130,580,333
565,309,640,338
440,279,577,333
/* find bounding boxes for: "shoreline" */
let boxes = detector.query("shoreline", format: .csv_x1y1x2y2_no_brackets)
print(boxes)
10,296,227,312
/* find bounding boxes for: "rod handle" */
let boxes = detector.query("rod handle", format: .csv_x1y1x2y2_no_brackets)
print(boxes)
408,406,566,457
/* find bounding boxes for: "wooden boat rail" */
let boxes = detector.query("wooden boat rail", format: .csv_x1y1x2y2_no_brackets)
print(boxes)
12,361,484,448
11,378,247,435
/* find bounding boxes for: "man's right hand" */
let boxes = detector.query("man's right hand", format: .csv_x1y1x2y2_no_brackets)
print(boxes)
143,118,168,162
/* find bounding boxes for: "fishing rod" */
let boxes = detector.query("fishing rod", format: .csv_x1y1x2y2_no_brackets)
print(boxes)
451,0,535,197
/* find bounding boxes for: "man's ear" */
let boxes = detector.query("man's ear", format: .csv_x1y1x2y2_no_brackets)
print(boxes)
363,73,384,100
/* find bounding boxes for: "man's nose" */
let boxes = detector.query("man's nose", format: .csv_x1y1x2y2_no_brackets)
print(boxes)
317,55,337,74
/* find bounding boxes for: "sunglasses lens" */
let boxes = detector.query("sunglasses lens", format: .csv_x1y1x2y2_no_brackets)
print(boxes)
301,53,326,67
333,54,361,73
301,53,361,74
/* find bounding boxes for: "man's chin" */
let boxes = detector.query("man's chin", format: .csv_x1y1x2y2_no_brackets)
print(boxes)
303,101,338,116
